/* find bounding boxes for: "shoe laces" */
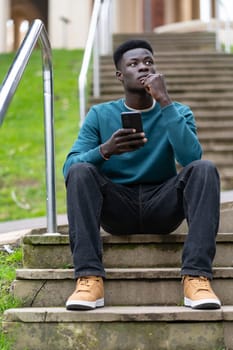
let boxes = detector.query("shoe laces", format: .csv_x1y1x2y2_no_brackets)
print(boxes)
79,276,91,285
185,276,210,291
73,277,90,293
76,276,100,292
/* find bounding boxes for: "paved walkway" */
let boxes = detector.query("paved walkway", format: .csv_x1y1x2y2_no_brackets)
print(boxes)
0,214,68,246
0,190,233,246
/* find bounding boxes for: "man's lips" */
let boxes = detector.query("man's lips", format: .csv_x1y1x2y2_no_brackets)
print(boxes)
138,75,148,84
138,74,154,84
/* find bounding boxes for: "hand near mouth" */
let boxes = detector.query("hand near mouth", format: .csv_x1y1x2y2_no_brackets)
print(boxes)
140,73,172,107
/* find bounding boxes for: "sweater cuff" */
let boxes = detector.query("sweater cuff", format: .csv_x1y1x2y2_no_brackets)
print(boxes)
99,146,110,160
160,103,183,127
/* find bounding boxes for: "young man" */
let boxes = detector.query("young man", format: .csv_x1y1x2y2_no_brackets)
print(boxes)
63,39,221,311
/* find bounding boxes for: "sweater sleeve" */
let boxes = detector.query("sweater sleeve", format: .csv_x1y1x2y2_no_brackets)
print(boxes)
63,109,105,178
160,103,202,166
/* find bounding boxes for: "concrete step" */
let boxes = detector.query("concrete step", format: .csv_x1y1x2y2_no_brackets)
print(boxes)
21,203,233,269
100,75,233,85
101,53,233,63
100,52,233,64
94,92,233,100
163,76,233,84
195,111,233,120
100,68,233,78
113,32,216,52
3,305,233,350
198,130,233,138
218,171,233,190
202,152,233,164
99,84,233,95
198,121,233,129
101,63,233,71
21,231,233,270
89,95,233,106
12,267,233,307
99,83,233,97
203,144,233,152
202,151,233,167
198,130,233,139
102,60,233,68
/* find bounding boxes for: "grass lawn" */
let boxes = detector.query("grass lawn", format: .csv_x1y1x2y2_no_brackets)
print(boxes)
0,49,84,222
0,248,22,349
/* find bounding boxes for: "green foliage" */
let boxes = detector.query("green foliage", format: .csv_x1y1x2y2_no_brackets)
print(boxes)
0,49,84,221
0,248,23,349
0,248,22,312
0,333,12,350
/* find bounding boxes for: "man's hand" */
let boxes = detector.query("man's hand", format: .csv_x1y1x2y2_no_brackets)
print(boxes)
140,73,172,107
100,128,147,159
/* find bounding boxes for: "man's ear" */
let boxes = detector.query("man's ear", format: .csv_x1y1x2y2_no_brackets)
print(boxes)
116,70,123,82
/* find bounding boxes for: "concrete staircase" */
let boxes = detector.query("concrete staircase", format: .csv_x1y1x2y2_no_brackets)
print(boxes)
112,32,217,52
2,201,233,349
90,32,233,190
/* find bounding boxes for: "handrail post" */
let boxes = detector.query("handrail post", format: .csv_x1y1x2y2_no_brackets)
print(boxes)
39,28,58,234
42,65,57,234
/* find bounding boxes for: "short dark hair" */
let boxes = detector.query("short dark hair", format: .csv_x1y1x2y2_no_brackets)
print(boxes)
113,39,154,68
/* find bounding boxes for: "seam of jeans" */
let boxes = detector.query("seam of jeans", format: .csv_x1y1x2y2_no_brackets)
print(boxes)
139,184,144,233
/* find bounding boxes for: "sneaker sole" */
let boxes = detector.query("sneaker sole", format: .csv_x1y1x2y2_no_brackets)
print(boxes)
66,298,104,311
184,297,221,310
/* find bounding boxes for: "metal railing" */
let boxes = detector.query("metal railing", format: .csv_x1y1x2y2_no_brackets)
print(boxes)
215,0,232,53
79,0,113,125
0,19,57,234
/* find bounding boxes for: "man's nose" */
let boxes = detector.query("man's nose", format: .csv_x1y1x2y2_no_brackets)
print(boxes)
138,62,149,71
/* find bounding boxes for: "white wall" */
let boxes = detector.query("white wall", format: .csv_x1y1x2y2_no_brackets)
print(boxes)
0,0,10,53
48,0,92,49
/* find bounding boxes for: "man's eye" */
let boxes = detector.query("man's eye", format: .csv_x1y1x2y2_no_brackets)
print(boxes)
145,60,153,65
129,62,136,67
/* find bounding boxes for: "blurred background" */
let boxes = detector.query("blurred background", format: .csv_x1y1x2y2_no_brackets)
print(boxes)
0,0,232,53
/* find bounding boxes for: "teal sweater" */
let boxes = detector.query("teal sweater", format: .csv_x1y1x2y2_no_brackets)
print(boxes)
63,99,202,184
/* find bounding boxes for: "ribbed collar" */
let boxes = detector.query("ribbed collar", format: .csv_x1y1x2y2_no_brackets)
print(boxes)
124,99,156,112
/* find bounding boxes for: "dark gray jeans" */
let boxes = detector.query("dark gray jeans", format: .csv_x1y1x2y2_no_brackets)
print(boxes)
65,160,220,280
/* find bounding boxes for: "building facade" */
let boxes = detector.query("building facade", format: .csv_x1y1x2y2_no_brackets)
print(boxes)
0,0,221,53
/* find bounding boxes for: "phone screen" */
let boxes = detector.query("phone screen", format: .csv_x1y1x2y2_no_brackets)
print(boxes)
121,112,143,132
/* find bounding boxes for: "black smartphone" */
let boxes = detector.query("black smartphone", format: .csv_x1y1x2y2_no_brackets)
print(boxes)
121,111,143,132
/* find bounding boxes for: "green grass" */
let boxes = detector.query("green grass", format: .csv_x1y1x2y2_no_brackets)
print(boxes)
0,49,84,222
0,248,23,349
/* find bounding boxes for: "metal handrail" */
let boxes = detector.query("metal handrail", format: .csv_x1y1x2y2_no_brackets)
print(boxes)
79,0,102,125
79,0,113,125
215,0,232,53
0,19,57,234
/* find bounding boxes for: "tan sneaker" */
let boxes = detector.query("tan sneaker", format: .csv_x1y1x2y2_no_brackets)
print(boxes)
66,276,104,310
183,275,221,309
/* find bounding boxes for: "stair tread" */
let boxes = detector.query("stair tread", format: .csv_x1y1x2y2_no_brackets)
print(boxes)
23,231,233,245
89,96,233,104
4,305,233,322
16,267,233,280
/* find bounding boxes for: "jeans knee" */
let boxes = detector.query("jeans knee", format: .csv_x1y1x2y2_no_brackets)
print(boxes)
191,160,219,176
66,162,97,184
189,160,220,190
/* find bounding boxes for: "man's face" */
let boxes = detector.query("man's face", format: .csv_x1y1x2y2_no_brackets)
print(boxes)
116,48,156,92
